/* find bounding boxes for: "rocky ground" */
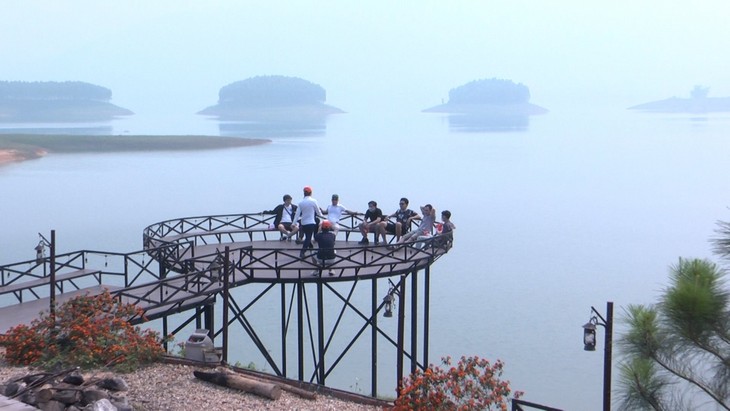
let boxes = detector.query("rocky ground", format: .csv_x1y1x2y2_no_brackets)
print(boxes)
0,360,387,411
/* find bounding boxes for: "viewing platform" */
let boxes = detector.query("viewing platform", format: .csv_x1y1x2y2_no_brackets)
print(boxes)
1,212,452,332
1,211,453,397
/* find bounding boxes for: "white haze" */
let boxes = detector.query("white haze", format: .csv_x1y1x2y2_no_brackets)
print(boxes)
2,1,729,118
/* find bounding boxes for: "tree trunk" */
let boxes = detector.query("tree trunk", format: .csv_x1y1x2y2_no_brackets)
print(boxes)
193,371,281,400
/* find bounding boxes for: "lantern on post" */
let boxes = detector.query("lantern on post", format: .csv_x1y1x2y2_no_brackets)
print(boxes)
582,317,597,351
581,302,614,411
383,289,395,318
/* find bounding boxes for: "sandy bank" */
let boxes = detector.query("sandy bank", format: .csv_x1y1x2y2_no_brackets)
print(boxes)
0,134,269,167
0,147,46,166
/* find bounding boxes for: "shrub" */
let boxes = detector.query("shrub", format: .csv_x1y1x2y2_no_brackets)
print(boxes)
394,355,523,410
0,290,164,371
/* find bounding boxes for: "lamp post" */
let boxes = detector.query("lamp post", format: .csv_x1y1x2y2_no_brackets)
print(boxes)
582,301,613,411
36,231,56,319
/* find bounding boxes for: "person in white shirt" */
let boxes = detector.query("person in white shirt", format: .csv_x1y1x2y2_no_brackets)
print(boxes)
320,194,354,236
292,186,324,258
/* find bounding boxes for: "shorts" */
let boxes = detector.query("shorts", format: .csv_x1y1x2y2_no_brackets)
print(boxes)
280,222,294,231
385,221,410,235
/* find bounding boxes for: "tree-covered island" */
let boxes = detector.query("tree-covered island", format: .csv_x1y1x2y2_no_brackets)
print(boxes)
423,78,548,115
197,75,344,121
0,81,133,122
629,85,730,113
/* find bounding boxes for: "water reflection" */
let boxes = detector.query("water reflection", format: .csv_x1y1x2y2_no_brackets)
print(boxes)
447,113,529,132
0,124,113,135
218,118,327,138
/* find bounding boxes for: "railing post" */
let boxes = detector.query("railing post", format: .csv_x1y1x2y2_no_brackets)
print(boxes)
222,246,230,364
49,230,56,321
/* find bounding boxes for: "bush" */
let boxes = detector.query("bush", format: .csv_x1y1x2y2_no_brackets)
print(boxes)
394,355,523,410
0,290,164,371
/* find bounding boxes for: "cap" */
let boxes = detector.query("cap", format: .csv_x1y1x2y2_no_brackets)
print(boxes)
321,220,333,230
303,186,312,195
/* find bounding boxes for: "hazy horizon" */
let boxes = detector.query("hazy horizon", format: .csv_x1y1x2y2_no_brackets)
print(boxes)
3,1,729,118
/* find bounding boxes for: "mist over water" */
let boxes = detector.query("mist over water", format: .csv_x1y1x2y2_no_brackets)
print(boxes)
1,106,729,408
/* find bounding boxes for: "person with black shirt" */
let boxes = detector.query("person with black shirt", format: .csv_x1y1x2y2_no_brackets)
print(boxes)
262,194,299,241
357,200,383,245
311,220,337,276
378,197,419,244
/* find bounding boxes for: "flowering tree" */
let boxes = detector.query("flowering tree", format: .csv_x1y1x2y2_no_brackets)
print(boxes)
0,290,164,371
394,355,523,410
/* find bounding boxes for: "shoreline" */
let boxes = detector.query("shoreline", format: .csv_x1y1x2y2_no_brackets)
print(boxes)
0,134,269,166
0,147,46,166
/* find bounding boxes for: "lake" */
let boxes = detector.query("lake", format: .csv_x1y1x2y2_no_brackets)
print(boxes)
1,106,729,409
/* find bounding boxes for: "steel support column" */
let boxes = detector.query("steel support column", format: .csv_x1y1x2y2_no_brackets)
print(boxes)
317,280,325,385
396,274,406,397
222,246,230,364
281,282,287,378
371,277,378,397
424,266,430,368
203,304,214,340
297,281,304,381
49,230,56,320
410,269,418,374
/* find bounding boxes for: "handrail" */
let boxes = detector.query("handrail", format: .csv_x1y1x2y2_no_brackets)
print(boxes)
512,399,563,411
0,242,196,305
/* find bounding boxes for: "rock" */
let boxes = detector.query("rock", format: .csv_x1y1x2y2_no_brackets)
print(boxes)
63,371,85,386
96,377,128,392
92,398,119,411
82,388,110,404
0,381,20,396
38,400,66,411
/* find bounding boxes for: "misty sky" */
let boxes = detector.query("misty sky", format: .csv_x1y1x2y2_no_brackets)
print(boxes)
2,1,728,116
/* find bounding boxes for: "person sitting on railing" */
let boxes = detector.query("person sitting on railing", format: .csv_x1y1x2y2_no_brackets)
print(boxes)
357,200,384,245
320,194,355,237
262,194,300,241
418,210,455,250
393,204,436,247
378,197,419,244
311,220,337,276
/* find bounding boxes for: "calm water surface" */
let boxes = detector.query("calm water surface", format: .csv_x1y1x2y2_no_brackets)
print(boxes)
1,107,729,409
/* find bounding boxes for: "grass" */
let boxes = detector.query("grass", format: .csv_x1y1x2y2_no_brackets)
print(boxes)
0,133,270,159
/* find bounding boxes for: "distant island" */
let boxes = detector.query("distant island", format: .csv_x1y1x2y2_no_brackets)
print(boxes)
422,78,548,115
0,81,133,122
629,86,730,113
198,76,344,121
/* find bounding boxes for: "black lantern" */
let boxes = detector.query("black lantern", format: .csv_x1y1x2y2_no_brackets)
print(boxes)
35,242,45,264
383,292,394,318
35,233,51,265
583,317,597,351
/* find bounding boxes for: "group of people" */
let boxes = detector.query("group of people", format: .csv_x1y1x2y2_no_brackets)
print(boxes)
263,186,455,274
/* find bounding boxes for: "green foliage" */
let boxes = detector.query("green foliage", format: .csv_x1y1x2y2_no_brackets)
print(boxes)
218,75,326,107
0,290,165,372
448,78,530,105
618,258,730,410
394,355,523,410
0,81,112,101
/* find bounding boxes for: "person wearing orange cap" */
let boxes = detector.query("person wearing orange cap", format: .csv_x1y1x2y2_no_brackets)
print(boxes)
292,186,324,258
311,220,336,276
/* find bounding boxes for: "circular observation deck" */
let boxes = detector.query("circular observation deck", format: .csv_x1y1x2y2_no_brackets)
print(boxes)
143,213,452,284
